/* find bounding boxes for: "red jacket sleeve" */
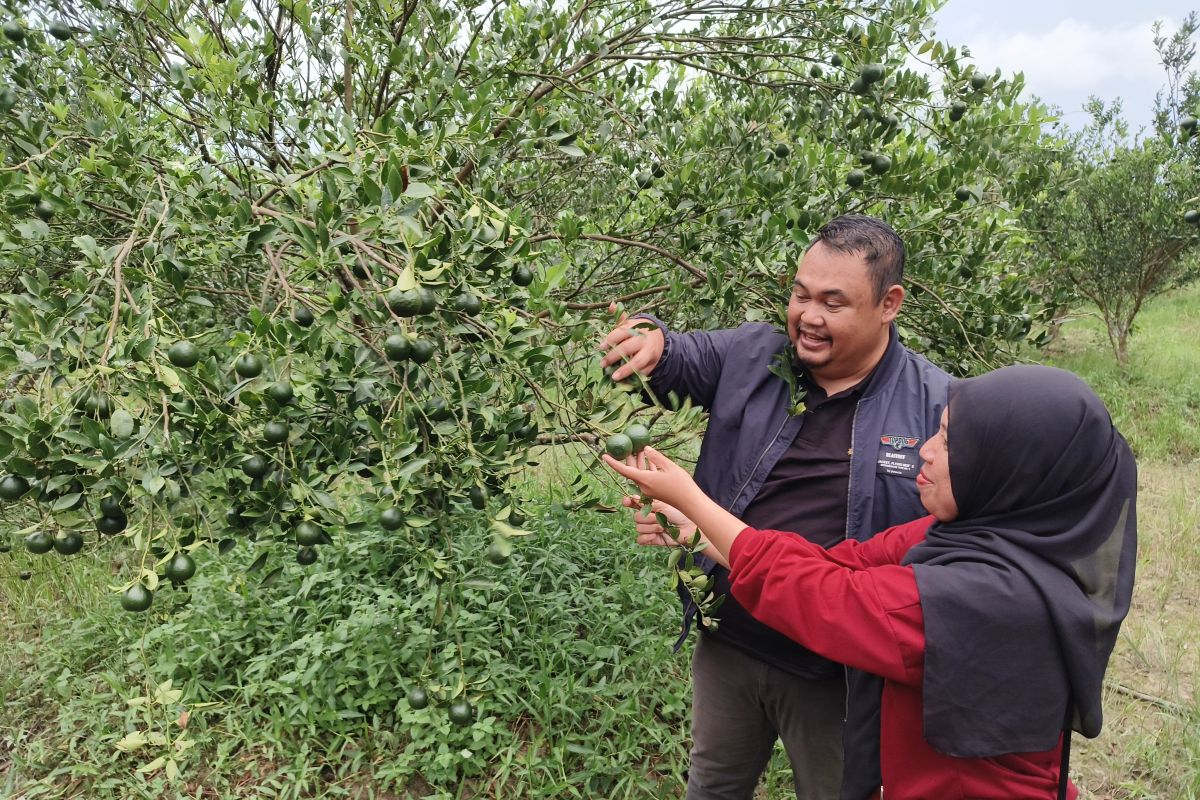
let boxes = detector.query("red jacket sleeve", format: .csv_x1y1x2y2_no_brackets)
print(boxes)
727,518,932,685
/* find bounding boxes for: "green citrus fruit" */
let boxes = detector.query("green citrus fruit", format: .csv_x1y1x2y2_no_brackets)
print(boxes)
386,287,423,317
861,63,885,83
970,73,988,91
809,63,823,78
846,169,866,189
508,508,526,527
263,420,289,444
955,186,972,203
448,699,474,726
0,474,30,501
830,53,843,67
25,531,54,554
452,292,482,316
167,340,200,368
383,334,411,361
417,288,437,314
468,486,488,510
624,424,651,453
511,264,535,286
949,100,968,121
97,514,128,535
605,433,634,460
52,531,84,555
635,171,654,189
1185,209,1200,225
164,552,196,582
48,21,71,41
99,495,124,518
294,305,315,327
295,520,323,546
407,687,430,709
33,200,54,221
241,455,270,479
409,339,434,364
18,570,31,581
379,507,404,530
120,583,153,613
871,154,892,175
234,354,264,379
774,143,790,159
266,381,293,404
296,546,318,565
81,392,112,419
3,21,24,43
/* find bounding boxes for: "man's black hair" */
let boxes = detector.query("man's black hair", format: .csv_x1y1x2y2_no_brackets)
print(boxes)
808,214,905,303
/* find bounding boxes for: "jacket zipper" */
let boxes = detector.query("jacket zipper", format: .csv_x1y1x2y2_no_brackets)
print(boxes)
842,399,862,728
730,412,792,514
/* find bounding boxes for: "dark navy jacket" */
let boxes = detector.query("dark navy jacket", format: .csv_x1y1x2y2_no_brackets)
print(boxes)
643,319,951,800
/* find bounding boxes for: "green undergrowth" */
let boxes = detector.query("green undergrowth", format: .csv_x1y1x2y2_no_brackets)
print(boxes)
1,501,692,799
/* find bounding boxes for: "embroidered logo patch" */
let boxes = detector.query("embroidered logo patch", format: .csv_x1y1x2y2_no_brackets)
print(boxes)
877,435,921,477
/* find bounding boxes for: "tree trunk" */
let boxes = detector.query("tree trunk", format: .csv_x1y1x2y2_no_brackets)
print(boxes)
1107,319,1131,365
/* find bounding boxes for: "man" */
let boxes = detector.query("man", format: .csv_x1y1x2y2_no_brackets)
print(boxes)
599,215,951,800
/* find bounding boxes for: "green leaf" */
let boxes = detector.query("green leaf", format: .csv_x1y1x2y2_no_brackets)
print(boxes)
245,223,279,252
403,182,436,199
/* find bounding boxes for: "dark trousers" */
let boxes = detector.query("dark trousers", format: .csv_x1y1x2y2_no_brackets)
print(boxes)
687,635,846,800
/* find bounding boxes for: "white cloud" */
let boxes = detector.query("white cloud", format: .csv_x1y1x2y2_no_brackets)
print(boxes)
962,17,1169,92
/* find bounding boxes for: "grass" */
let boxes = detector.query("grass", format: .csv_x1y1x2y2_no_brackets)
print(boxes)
2,285,1199,799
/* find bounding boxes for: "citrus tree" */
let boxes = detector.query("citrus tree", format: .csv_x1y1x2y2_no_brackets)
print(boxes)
1,0,1055,778
1026,21,1200,365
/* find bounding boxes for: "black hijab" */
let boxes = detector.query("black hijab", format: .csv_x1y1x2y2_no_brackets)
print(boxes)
902,365,1137,758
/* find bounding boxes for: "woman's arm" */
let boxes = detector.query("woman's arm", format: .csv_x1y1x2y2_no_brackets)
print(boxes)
605,448,931,569
728,529,926,685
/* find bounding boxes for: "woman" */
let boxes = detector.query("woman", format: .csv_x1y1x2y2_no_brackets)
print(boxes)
604,365,1137,800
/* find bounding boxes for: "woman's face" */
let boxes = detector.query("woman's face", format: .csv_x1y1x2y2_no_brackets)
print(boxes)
917,408,959,522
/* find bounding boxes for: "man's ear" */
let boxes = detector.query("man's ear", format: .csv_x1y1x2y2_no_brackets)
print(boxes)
880,284,905,324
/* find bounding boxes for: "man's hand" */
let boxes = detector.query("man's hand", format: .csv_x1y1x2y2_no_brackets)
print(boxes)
621,495,697,547
599,303,665,382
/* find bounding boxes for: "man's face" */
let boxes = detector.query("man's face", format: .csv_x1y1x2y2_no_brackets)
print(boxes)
786,242,902,383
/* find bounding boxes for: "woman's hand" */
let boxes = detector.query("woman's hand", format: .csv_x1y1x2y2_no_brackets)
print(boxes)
604,446,748,567
621,495,697,547
602,447,703,510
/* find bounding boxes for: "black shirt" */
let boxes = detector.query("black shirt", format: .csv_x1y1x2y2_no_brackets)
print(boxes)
706,364,871,679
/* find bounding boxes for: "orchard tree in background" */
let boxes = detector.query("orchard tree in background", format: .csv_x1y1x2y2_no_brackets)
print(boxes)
0,0,1056,785
1027,18,1200,365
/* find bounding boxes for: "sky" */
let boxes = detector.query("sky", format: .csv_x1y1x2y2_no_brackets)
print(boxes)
932,0,1198,133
